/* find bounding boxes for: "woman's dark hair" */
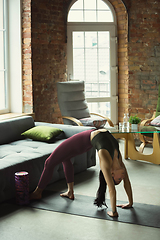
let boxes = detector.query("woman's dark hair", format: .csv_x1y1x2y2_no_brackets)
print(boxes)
94,170,107,208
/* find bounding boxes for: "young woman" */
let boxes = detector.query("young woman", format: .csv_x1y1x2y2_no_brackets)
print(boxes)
30,129,133,217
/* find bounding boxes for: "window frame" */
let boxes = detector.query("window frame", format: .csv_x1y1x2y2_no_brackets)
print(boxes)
0,0,23,115
0,0,9,114
67,0,118,124
67,23,118,123
67,0,116,22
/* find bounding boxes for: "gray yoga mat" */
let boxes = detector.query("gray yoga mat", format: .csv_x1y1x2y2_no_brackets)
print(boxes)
29,191,160,228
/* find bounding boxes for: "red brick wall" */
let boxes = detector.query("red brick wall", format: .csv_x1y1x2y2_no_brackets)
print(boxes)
127,0,160,120
31,0,67,123
21,0,160,123
22,0,33,114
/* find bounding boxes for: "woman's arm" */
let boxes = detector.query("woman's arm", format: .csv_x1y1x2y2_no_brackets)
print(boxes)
98,149,118,217
116,152,133,208
123,168,133,207
117,163,133,208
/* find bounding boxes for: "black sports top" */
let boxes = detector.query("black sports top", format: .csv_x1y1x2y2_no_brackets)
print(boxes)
91,131,120,159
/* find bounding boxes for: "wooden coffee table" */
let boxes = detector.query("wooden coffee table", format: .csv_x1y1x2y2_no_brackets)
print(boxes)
109,127,160,165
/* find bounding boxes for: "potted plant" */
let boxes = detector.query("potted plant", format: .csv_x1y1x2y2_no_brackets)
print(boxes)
129,115,141,131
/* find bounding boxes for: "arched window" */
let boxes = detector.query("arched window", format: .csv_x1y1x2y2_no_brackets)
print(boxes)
68,0,114,22
67,0,118,124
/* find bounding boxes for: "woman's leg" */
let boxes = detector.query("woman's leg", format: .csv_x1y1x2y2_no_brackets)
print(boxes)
37,130,92,190
30,152,58,200
30,158,75,200
30,130,93,200
30,153,75,200
30,186,43,200
60,182,74,200
60,159,74,199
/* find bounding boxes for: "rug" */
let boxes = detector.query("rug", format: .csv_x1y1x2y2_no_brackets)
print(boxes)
29,191,160,228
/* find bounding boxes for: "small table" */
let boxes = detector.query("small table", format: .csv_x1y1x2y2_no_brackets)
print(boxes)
108,127,160,165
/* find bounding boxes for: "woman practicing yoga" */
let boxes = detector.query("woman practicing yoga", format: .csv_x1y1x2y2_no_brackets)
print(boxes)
30,129,133,217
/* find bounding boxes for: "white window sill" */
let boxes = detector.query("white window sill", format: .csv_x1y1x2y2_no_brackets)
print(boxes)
0,113,35,121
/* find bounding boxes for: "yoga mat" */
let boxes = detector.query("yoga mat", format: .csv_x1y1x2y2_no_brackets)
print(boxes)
29,191,160,228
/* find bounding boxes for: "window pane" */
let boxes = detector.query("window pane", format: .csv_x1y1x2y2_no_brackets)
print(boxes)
100,102,110,117
0,71,5,110
85,32,97,48
0,0,3,29
71,0,83,9
85,83,92,97
86,48,97,82
97,0,109,10
98,31,109,48
99,83,110,97
73,32,84,48
87,102,111,118
98,48,110,68
73,48,84,80
88,102,97,112
72,30,111,98
84,0,96,10
99,48,110,81
73,32,85,80
98,11,113,22
68,10,83,22
0,0,6,111
0,31,4,69
98,32,110,88
84,10,96,22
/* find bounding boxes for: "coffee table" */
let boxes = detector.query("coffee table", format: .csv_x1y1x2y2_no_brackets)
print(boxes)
107,126,160,165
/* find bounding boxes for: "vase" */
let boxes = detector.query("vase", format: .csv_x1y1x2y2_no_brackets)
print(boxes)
131,124,138,131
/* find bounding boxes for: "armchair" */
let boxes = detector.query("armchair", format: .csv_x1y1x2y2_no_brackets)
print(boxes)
139,84,160,153
57,80,114,128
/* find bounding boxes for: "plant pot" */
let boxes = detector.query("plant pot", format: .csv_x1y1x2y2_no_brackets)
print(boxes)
131,124,138,131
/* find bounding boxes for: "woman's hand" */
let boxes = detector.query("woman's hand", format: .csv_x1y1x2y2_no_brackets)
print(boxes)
107,211,119,217
117,203,133,209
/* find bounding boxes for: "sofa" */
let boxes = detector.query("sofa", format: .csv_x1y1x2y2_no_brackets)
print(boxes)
0,116,96,203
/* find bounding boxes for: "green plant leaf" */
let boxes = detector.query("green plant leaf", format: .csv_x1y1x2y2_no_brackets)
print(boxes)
129,115,141,124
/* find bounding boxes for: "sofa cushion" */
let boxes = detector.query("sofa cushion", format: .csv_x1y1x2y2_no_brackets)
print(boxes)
0,137,96,203
150,115,160,126
0,116,35,145
21,126,63,142
0,138,64,202
79,117,107,128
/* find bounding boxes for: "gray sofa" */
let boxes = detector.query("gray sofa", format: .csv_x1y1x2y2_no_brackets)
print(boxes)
0,116,96,203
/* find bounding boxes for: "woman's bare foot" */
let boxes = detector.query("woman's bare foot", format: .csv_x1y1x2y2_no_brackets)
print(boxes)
30,187,43,200
60,191,74,200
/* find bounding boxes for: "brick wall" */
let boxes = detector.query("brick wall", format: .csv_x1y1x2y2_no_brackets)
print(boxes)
22,0,33,114
127,0,160,120
21,0,160,123
31,0,67,123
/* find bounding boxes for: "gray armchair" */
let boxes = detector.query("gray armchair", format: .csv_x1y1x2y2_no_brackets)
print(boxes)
57,80,114,128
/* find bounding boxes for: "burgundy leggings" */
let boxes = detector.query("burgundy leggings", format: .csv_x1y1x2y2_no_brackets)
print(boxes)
38,130,93,189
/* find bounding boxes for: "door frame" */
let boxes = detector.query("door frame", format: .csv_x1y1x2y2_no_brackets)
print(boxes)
67,22,118,124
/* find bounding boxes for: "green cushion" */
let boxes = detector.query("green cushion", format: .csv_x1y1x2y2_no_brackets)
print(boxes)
156,84,160,115
141,126,159,138
21,126,63,142
155,111,160,118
